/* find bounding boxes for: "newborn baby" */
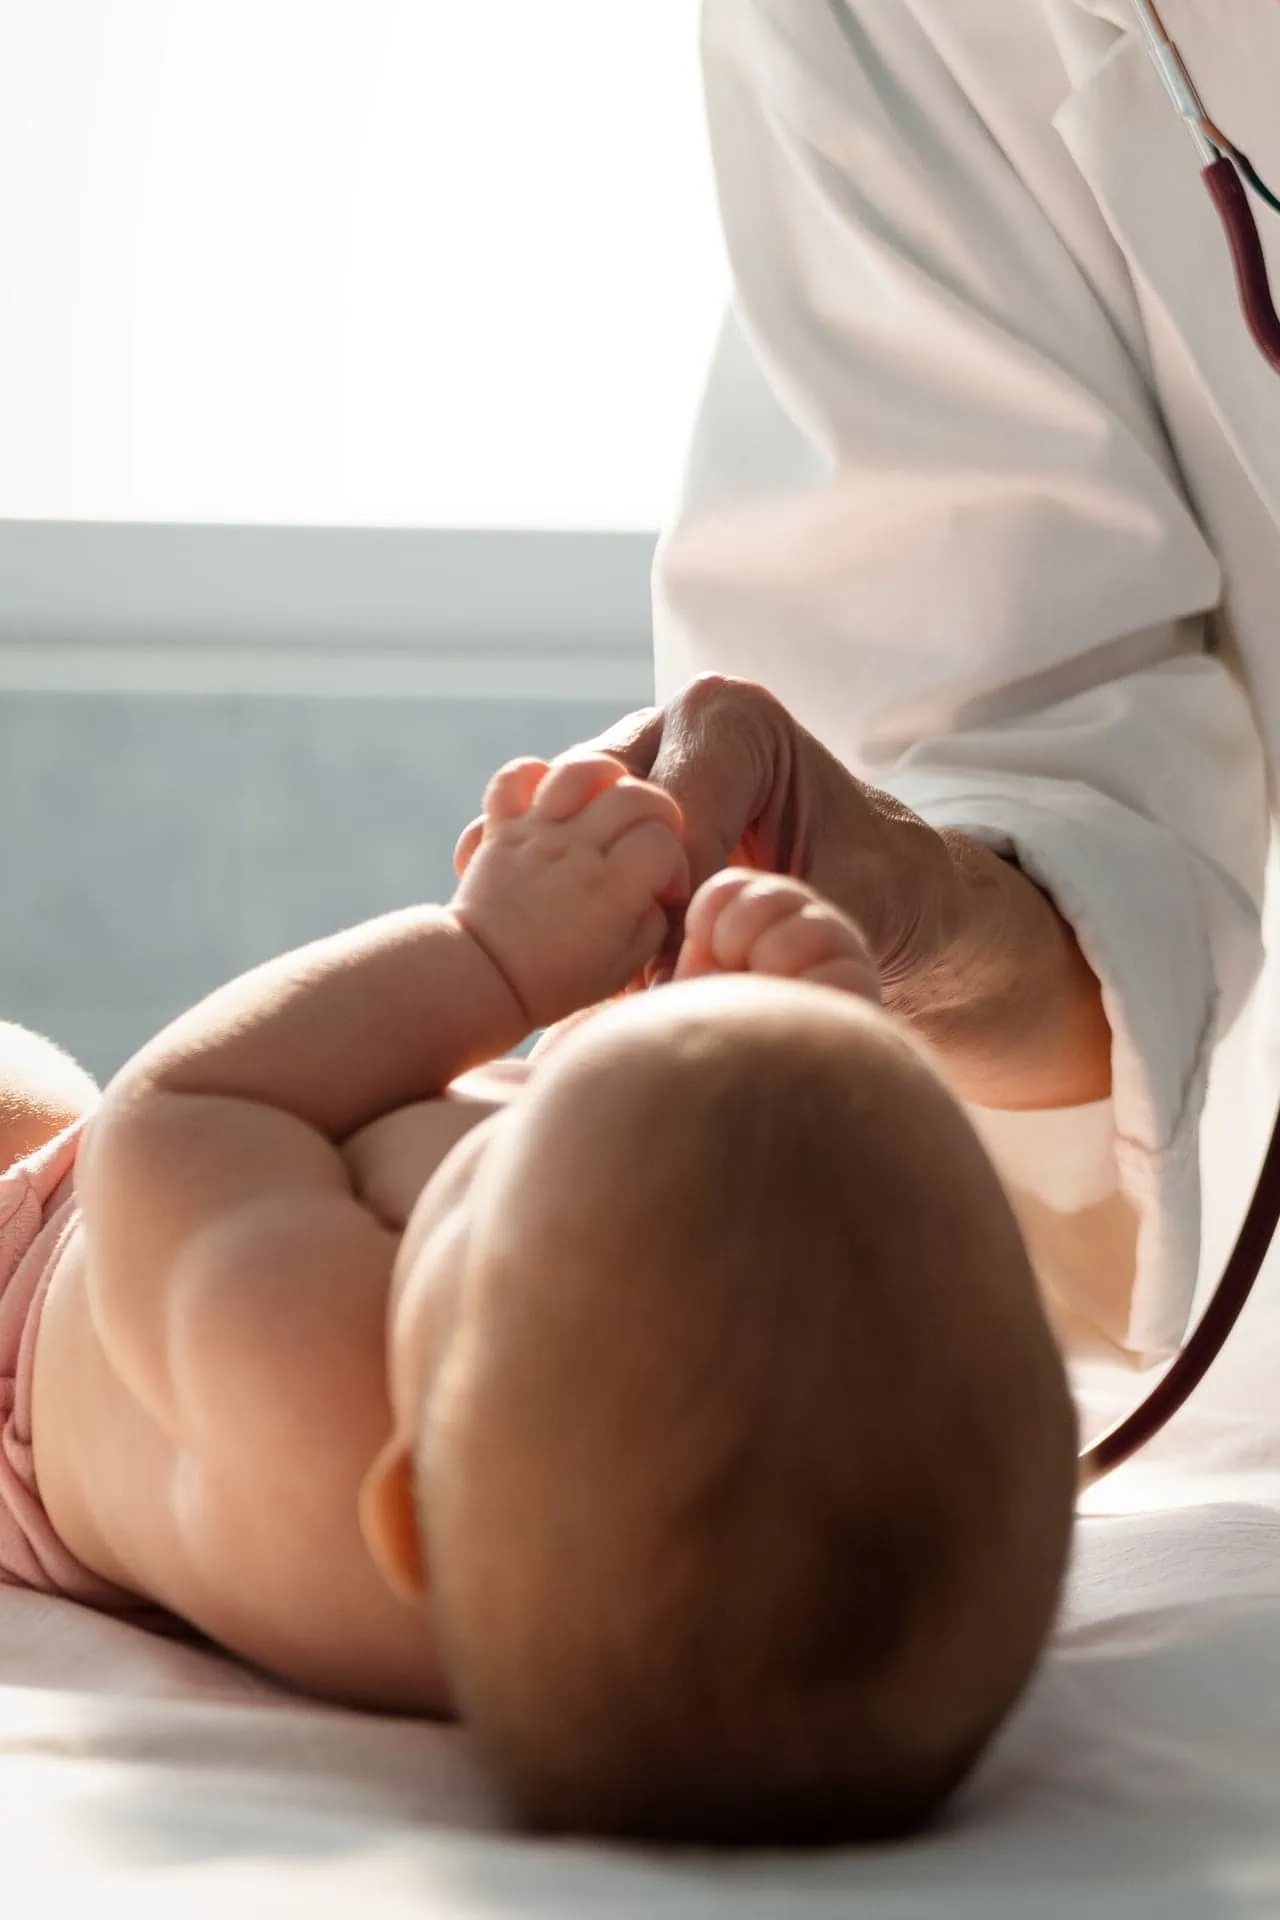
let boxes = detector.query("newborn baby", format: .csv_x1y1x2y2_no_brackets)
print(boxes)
2,751,1077,1844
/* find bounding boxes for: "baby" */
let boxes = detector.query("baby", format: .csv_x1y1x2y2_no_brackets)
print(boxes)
0,750,1077,1844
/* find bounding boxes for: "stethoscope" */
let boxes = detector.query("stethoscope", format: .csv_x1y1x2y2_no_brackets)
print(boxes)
1078,1,1280,1485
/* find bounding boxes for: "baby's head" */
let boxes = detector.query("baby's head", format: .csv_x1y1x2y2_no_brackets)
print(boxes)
366,977,1077,1843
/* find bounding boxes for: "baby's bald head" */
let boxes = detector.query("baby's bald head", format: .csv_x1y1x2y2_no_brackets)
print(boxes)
415,979,1077,1842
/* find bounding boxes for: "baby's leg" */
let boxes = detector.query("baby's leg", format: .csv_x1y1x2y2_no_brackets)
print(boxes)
675,871,880,1001
0,1020,99,1169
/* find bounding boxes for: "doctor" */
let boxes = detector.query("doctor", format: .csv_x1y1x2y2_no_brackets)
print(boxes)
600,0,1280,1369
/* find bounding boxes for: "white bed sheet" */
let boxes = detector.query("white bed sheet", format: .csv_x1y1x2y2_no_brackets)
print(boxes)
11,1279,1280,1918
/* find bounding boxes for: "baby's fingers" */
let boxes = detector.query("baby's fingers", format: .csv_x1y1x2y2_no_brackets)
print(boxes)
610,817,691,913
483,758,550,824
458,758,552,873
453,816,485,877
679,871,879,1000
580,774,685,851
533,753,629,822
688,872,811,972
616,901,676,990
750,909,879,999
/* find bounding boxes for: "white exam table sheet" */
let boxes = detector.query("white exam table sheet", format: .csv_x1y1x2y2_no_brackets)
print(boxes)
6,1321,1280,1920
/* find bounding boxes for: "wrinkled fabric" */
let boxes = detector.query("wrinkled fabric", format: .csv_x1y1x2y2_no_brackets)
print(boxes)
657,0,1280,1360
0,1121,130,1603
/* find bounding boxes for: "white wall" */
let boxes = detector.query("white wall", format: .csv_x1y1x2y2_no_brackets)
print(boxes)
0,1,725,531
0,9,703,1066
0,523,655,699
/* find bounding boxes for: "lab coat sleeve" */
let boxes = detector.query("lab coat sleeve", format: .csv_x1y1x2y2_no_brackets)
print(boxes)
655,0,1271,1361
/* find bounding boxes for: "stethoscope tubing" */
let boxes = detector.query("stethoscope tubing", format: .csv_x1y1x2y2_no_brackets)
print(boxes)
1078,1102,1280,1486
1203,158,1280,375
1076,6,1280,1484
1129,0,1280,370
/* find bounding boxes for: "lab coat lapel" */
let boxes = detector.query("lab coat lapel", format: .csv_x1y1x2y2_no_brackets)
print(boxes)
1047,0,1280,529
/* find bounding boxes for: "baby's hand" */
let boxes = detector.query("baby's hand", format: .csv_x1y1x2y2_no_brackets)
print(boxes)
452,754,689,1028
675,870,881,1002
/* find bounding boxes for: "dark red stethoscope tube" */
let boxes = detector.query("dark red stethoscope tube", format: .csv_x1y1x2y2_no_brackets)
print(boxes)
1079,1102,1280,1486
1202,157,1280,375
1078,154,1280,1486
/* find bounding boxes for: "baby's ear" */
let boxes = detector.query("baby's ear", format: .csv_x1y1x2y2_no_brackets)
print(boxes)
359,1437,426,1602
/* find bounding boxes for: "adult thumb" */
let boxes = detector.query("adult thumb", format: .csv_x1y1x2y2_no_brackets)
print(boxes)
642,676,777,892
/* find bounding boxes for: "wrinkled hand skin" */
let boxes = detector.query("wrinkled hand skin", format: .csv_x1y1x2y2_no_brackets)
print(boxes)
458,675,1111,1108
582,675,970,1016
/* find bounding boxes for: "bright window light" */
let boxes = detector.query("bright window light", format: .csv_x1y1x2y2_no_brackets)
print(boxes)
0,2,725,529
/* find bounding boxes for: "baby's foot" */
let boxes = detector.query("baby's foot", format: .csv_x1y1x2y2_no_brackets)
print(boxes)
675,870,880,1002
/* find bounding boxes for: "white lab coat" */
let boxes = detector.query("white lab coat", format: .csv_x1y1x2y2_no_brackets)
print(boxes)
654,0,1280,1362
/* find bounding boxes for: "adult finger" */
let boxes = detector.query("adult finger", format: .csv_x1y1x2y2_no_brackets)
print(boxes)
641,676,780,892
571,705,664,778
799,954,883,1004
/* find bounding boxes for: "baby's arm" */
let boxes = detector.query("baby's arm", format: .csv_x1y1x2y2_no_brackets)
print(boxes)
77,753,684,1437
48,902,530,1680
11,753,679,1686
76,906,529,1438
56,754,681,1655
115,906,528,1140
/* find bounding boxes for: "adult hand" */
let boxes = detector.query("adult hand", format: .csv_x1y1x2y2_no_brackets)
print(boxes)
579,676,1111,1109
455,676,953,1000
456,675,1110,1107
576,675,965,1007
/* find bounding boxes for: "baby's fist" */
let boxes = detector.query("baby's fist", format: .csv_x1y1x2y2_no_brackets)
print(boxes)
675,870,880,1001
453,753,689,1027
